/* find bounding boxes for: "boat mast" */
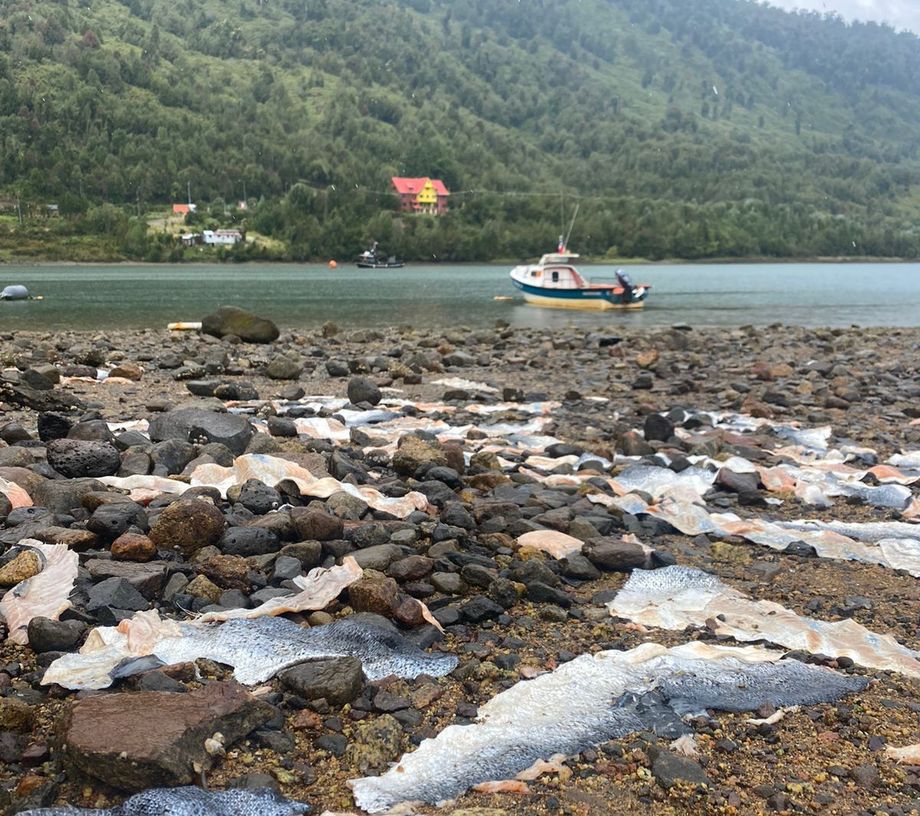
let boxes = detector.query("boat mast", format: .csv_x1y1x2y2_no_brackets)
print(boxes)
563,202,580,252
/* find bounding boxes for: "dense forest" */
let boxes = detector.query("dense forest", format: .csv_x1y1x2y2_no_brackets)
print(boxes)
1,0,920,261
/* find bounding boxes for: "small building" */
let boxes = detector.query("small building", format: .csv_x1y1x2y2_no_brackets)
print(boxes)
202,229,243,246
45,204,60,217
172,203,197,216
391,177,450,215
180,232,201,247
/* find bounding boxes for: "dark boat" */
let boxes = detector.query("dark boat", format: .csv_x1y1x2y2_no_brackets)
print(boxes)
355,242,404,269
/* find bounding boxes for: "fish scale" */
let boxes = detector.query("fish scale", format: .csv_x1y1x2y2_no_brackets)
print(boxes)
16,787,310,816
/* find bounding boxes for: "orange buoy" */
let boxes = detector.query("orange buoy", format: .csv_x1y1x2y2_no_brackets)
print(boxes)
328,259,338,269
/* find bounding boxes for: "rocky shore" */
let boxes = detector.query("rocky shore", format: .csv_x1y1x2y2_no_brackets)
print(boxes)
0,315,919,816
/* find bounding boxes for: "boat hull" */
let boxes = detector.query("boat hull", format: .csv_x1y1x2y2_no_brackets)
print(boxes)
356,262,404,269
512,280,648,311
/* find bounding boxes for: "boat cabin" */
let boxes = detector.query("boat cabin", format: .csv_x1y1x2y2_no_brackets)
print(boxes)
525,253,588,289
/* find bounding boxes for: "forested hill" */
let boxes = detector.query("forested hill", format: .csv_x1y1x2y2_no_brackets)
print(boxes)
2,0,920,261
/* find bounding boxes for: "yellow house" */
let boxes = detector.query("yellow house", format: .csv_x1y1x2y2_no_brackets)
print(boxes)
392,177,450,215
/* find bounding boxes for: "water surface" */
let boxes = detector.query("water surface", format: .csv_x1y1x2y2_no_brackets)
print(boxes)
1,262,918,331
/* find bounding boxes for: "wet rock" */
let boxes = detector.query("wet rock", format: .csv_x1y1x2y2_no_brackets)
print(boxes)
236,479,282,515
46,438,120,478
644,413,675,442
0,698,34,732
148,408,253,456
265,354,302,380
196,555,251,591
149,499,226,557
279,541,323,571
583,537,650,572
37,412,73,442
186,574,222,604
201,306,280,344
111,532,158,562
291,508,344,541
387,555,435,582
347,376,382,406
220,526,280,557
649,746,711,789
86,560,167,598
392,435,447,475
850,763,879,789
279,656,365,706
86,577,149,612
31,478,103,514
352,544,405,572
349,575,399,616
60,681,273,790
86,501,147,540
27,617,86,653
344,714,403,774
526,582,572,608
150,439,197,476
0,550,41,586
267,416,298,437
561,552,602,581
460,595,504,623
431,572,466,595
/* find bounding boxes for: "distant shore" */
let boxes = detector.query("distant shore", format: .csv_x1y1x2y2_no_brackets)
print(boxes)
0,255,917,268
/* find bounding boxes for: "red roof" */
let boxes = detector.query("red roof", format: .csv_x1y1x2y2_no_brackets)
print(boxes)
391,177,450,196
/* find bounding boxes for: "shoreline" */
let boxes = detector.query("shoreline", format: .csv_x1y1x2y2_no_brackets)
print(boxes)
0,322,919,815
1,255,918,268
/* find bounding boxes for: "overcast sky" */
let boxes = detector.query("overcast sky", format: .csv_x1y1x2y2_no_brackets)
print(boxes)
764,0,920,33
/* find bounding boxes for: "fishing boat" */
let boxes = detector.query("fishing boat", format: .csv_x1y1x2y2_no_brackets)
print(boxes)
510,247,650,311
509,204,650,311
355,242,404,269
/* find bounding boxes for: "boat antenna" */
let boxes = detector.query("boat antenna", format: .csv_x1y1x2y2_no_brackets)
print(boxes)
563,202,580,251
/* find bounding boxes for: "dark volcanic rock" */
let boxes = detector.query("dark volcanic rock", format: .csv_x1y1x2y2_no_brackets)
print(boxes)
291,508,344,541
201,306,280,343
46,439,120,478
148,409,253,456
279,657,365,706
347,376,382,406
220,526,280,557
37,412,73,442
649,747,712,789
60,682,273,791
584,537,651,572
236,479,282,515
27,617,87,653
86,577,150,612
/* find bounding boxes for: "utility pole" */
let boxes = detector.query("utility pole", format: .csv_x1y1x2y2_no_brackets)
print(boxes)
187,180,192,207
16,195,22,226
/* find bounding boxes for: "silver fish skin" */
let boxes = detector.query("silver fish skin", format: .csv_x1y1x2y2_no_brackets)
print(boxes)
15,787,310,816
350,644,866,813
154,617,459,685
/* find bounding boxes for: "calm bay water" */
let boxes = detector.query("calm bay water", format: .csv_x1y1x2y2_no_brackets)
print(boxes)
1,262,919,331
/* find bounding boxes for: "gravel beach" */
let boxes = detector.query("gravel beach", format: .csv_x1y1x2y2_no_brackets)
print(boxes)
1,317,919,816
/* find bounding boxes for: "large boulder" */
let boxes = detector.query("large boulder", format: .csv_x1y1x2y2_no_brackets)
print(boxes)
149,499,226,557
46,439,121,478
148,408,253,456
201,306,279,344
59,682,273,791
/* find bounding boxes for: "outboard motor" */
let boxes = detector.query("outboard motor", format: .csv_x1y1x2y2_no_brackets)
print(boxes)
615,270,634,303
0,285,29,301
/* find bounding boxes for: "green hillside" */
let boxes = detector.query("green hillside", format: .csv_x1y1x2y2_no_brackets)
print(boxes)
2,0,920,261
